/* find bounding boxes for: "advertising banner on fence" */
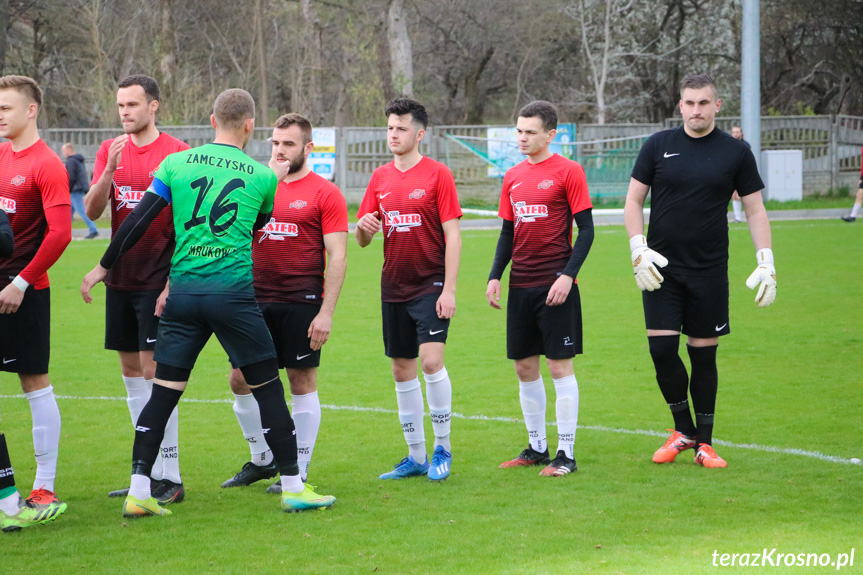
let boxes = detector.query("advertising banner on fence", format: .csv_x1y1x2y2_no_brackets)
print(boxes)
310,127,337,181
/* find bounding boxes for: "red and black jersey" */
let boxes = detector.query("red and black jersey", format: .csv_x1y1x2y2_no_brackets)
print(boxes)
92,132,189,290
498,154,592,288
252,171,348,304
358,156,462,302
0,140,70,289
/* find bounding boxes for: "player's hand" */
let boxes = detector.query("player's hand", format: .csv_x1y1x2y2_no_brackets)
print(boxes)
81,265,108,304
546,275,573,306
155,282,170,317
436,290,456,319
269,147,289,182
630,234,668,291
106,135,128,173
486,279,502,310
0,282,25,314
357,211,382,236
307,311,332,351
745,248,776,307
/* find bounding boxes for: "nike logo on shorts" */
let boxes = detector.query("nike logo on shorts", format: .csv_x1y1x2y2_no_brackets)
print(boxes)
715,323,728,332
664,152,680,158
429,329,445,336
146,338,157,343
2,358,16,364
297,353,312,360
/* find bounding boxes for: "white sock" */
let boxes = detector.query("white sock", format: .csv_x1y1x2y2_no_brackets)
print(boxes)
851,202,862,218
232,393,273,465
281,474,304,494
292,391,321,481
732,200,743,220
129,473,151,500
423,367,452,452
0,491,21,515
123,375,151,427
519,377,547,453
25,386,61,493
395,378,426,462
158,398,181,484
553,374,579,460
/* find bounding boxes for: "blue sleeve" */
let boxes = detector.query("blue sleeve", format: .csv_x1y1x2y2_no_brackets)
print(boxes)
148,177,172,204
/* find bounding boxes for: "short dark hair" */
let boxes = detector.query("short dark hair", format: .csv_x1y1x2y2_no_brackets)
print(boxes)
0,75,43,108
679,74,717,99
518,100,558,132
119,74,160,102
385,98,428,129
273,112,313,145
213,88,255,130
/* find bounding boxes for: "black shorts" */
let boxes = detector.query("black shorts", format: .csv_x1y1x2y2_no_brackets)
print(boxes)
642,271,730,338
153,292,276,370
506,284,583,360
105,287,162,352
382,293,449,359
0,286,50,374
259,301,321,369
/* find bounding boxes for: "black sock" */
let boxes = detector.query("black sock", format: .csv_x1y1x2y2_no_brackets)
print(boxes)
688,344,718,445
649,335,696,437
0,433,15,492
249,378,300,477
131,385,183,477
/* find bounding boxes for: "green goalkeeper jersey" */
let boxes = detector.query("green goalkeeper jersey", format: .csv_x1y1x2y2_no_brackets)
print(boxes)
147,143,277,295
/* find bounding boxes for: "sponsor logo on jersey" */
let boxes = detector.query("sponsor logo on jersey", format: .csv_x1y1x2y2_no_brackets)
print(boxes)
10,175,25,186
409,189,425,199
383,210,422,235
0,197,16,213
289,200,308,210
513,201,548,223
538,179,554,189
258,218,299,242
115,186,147,210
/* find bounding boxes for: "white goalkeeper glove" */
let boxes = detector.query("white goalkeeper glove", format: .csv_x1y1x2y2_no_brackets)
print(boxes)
629,234,668,292
745,248,776,307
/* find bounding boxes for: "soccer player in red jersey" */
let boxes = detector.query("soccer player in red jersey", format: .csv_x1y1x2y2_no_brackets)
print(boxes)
487,101,594,477
0,75,72,510
221,113,348,491
356,98,462,481
84,75,189,502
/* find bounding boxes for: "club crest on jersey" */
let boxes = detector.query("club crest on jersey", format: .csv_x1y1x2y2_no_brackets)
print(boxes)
538,179,554,189
382,210,421,236
409,189,425,199
289,200,307,210
514,201,548,223
258,218,298,242
115,186,146,210
0,197,16,213
10,175,25,186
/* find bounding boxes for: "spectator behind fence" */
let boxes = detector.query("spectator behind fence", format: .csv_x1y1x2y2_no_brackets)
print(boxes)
61,143,98,239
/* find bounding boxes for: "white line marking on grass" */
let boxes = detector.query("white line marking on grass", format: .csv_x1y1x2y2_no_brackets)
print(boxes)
2,394,859,466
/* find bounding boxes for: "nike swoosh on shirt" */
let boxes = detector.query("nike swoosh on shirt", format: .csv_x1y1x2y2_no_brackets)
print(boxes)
663,152,680,158
297,353,312,360
510,182,523,190
380,192,392,198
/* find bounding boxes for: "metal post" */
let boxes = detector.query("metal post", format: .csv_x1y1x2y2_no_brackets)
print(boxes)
741,0,761,171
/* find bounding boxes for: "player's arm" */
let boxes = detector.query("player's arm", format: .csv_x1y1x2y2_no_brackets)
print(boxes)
85,135,128,220
486,219,513,310
741,190,776,307
624,177,668,292
547,208,595,306
437,217,461,319
0,209,13,258
253,210,272,232
81,190,168,303
308,231,348,351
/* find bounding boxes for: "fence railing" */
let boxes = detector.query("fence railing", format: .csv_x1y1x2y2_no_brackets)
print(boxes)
41,115,863,205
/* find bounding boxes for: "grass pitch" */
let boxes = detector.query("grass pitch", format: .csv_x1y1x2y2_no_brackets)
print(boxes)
1,219,861,574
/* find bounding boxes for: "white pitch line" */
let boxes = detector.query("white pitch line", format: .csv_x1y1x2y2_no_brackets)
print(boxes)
2,394,859,466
